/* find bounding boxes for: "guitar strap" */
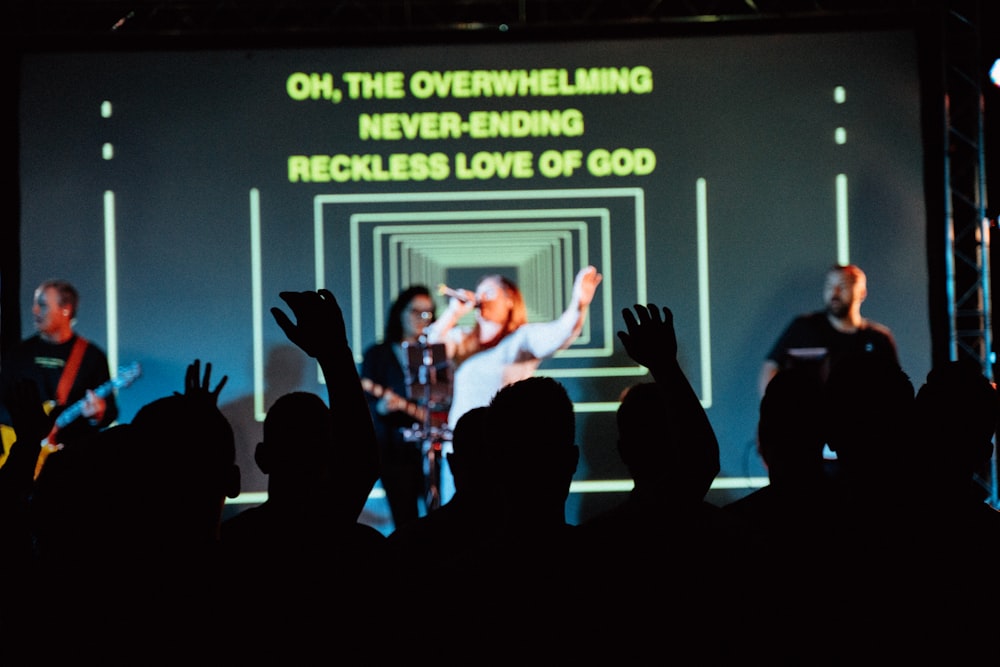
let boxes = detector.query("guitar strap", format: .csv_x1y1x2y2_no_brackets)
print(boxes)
55,335,89,406
34,335,92,478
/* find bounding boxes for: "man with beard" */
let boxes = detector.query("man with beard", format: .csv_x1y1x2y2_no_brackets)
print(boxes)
758,264,899,397
758,265,899,480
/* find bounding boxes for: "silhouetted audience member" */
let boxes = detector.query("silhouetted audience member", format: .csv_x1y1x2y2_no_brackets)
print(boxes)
32,360,237,567
0,379,49,569
17,286,1000,662
821,351,922,661
444,375,582,654
221,288,383,658
912,359,998,517
0,376,52,656
222,390,386,571
723,365,839,663
482,376,579,542
221,391,386,657
906,359,1000,661
28,359,239,660
824,352,916,510
384,406,497,568
724,365,835,543
577,304,765,660
268,289,380,519
221,343,308,495
381,406,497,636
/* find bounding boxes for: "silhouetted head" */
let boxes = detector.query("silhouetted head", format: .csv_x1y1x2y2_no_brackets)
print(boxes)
757,367,827,481
447,406,492,493
254,391,346,510
133,393,237,485
486,376,578,509
914,359,998,484
256,391,333,475
131,394,240,538
617,381,720,501
824,352,913,479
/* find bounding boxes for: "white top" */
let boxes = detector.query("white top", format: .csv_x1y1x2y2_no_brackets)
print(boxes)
427,306,584,448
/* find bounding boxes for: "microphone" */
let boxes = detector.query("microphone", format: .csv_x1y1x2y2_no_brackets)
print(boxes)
437,284,478,306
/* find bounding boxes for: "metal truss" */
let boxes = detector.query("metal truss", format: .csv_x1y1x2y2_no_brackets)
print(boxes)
937,1,997,507
940,1,992,378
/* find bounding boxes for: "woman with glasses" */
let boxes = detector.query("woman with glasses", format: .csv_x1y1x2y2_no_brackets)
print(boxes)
360,285,437,531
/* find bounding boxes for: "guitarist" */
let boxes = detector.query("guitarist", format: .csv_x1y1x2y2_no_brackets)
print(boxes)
0,279,118,454
359,285,438,531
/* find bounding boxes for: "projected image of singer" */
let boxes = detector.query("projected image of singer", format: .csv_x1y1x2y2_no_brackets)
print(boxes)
426,264,602,450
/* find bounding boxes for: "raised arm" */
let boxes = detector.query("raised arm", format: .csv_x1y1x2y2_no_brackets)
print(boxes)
271,288,380,518
618,303,718,455
521,265,603,358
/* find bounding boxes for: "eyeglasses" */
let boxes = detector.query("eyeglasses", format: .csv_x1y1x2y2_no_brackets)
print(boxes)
409,308,434,321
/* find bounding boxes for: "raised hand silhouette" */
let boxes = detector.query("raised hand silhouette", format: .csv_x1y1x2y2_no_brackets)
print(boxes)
269,288,378,522
175,358,228,406
223,288,386,656
617,302,677,373
271,288,349,358
579,301,757,662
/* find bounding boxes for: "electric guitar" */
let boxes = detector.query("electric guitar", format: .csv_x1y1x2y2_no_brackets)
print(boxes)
44,362,143,441
360,377,429,424
33,362,143,478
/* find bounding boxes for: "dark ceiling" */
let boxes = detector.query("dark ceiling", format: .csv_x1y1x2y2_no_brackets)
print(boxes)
3,1,964,46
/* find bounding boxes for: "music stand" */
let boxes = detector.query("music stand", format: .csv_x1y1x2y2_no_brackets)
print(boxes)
400,336,453,512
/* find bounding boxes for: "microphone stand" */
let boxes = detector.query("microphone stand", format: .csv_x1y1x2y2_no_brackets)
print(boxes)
401,335,452,513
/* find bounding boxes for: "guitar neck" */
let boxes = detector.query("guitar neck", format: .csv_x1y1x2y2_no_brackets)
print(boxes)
361,378,427,422
53,383,111,428
52,364,141,430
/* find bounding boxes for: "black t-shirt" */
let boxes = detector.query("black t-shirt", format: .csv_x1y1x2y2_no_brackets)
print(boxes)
766,311,899,380
359,341,414,452
0,334,118,445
